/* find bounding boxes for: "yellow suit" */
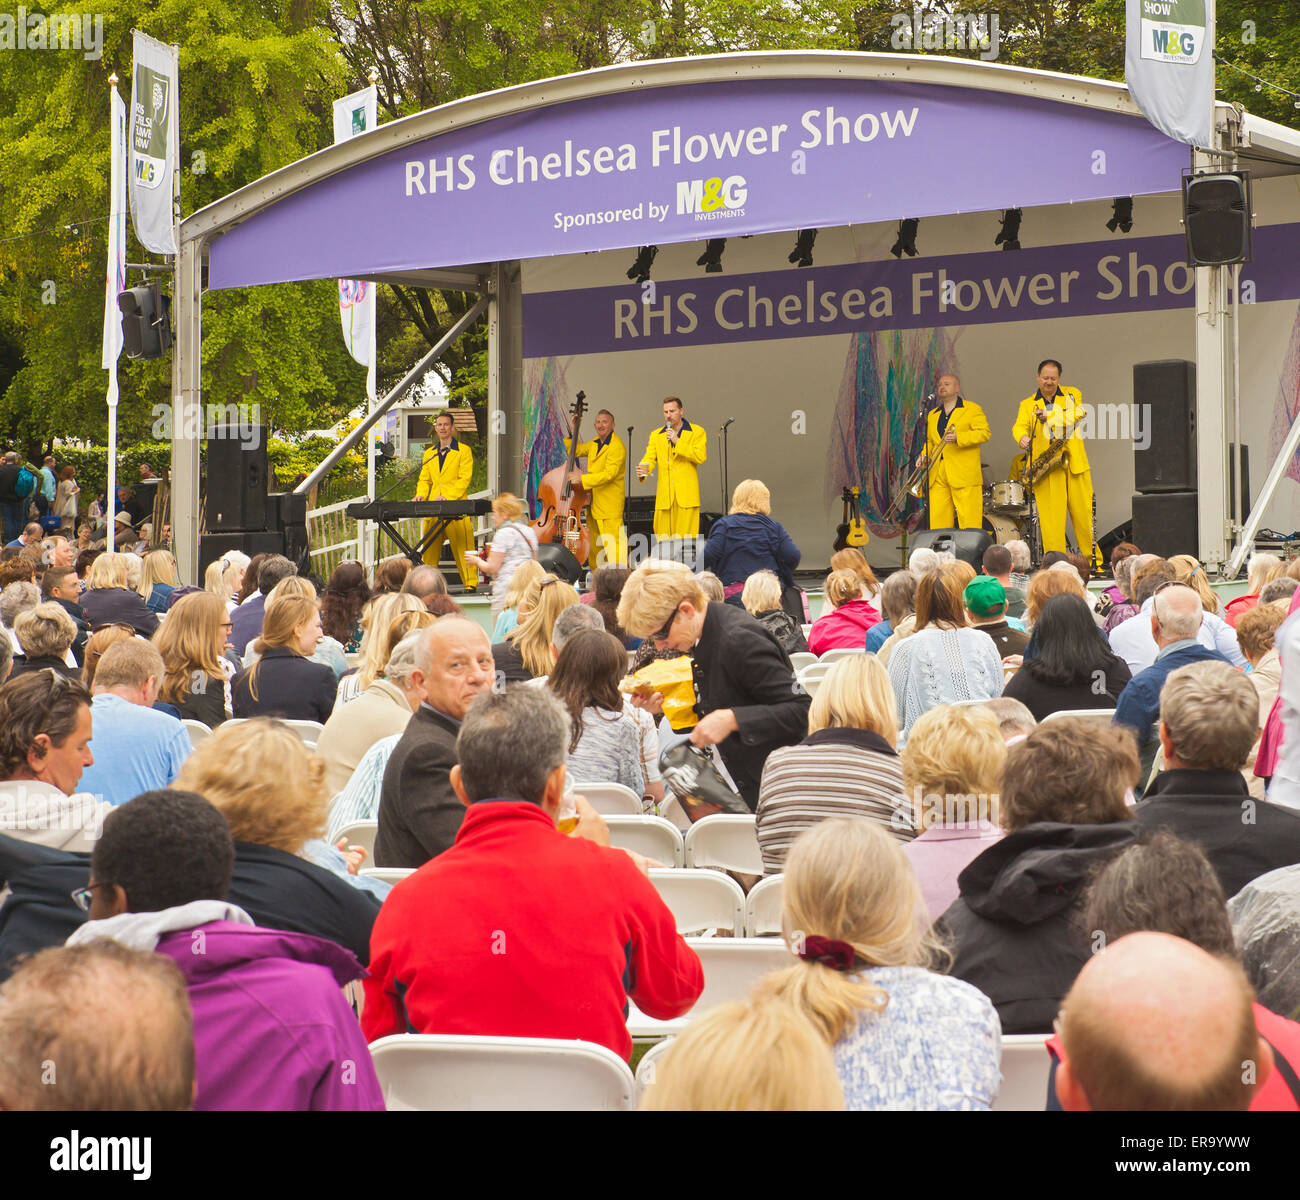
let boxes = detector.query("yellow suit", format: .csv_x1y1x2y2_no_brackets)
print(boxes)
567,432,627,569
416,438,478,587
923,400,990,529
639,421,707,539
1012,387,1093,556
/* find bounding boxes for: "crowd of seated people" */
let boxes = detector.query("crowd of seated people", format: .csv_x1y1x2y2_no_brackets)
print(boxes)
2,504,1300,1117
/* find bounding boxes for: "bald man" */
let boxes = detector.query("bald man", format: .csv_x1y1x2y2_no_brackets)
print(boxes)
916,373,989,529
1056,932,1272,1111
375,618,495,868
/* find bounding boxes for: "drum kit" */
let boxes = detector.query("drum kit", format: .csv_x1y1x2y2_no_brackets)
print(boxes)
982,478,1028,544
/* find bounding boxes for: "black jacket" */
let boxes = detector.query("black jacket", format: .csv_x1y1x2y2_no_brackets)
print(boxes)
375,704,464,868
51,595,89,666
231,647,336,723
754,608,809,656
0,834,381,981
938,820,1139,1034
80,586,159,638
1002,657,1131,723
171,673,228,729
691,600,811,810
1136,769,1300,900
10,655,80,681
0,464,19,504
492,638,536,683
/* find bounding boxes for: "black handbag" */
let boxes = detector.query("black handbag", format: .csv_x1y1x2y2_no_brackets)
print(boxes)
659,742,750,822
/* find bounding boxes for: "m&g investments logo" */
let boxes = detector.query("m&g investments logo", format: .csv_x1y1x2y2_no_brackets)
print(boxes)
1140,0,1207,64
676,175,748,220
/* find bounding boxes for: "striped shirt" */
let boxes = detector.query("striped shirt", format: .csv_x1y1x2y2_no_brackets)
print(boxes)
755,727,914,874
327,733,402,843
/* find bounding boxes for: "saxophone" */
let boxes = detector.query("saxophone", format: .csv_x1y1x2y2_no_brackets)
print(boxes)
1024,411,1082,487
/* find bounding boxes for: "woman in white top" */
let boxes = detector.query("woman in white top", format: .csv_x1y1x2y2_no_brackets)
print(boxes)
888,565,1003,740
754,817,1000,1111
476,492,539,619
53,466,79,533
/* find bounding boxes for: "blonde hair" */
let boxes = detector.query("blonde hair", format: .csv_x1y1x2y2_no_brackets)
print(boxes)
901,705,1005,831
1168,555,1219,614
616,560,707,639
829,548,879,596
153,591,226,705
741,570,782,615
85,552,130,591
13,602,77,658
503,558,546,613
1160,660,1260,771
639,998,843,1111
354,593,427,689
204,559,229,603
92,639,165,692
124,554,142,591
1025,567,1086,626
506,575,580,677
246,595,318,702
173,718,327,852
824,568,863,609
380,609,435,676
137,550,178,600
268,575,317,603
807,655,899,745
729,479,771,516
753,819,943,1043
1246,552,1284,596
492,492,527,523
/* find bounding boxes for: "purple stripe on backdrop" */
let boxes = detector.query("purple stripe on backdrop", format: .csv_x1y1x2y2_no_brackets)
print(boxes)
207,76,1188,290
522,225,1300,356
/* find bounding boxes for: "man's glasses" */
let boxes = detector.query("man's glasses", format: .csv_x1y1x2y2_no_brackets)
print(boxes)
650,603,682,643
70,881,115,913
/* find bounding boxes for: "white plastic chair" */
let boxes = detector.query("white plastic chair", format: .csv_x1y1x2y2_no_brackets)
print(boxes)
334,819,379,856
744,874,785,937
182,719,211,749
283,718,326,742
685,814,764,876
633,1036,675,1105
789,651,818,672
992,1034,1052,1111
818,647,866,664
574,781,643,816
800,624,813,638
801,676,822,699
1042,709,1116,728
627,938,797,1038
605,815,685,867
656,795,692,833
648,868,745,936
369,1035,636,1111
796,661,835,683
359,867,414,886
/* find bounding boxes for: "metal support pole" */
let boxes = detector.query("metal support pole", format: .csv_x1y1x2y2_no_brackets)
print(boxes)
1225,412,1300,578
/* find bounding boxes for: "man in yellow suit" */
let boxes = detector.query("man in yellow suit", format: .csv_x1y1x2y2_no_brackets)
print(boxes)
637,397,707,541
1012,359,1092,556
566,407,627,570
416,410,477,588
915,373,990,529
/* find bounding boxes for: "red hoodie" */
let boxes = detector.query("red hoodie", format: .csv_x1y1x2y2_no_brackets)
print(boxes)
363,801,703,1060
807,598,881,656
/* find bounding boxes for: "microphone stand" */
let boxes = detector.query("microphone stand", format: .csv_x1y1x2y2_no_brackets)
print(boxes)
719,418,734,512
626,426,635,495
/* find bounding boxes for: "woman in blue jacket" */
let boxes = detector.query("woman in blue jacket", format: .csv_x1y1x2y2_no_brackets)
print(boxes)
702,479,801,606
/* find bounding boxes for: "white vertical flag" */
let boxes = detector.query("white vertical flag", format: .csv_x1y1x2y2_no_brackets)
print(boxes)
104,82,128,552
333,85,377,366
128,31,179,254
1125,0,1216,148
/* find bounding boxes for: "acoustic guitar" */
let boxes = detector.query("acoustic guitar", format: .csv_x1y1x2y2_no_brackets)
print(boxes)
834,487,869,551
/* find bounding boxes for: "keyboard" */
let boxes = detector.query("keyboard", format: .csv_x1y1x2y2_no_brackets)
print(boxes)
346,499,492,521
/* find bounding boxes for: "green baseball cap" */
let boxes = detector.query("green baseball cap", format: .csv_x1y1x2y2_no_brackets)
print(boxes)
964,575,1008,617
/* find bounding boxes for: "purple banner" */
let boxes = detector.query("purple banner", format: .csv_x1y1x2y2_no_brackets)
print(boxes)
208,76,1188,290
522,225,1300,355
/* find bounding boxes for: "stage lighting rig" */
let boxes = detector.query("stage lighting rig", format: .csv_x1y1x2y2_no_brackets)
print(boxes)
787,229,817,267
697,239,726,273
890,219,919,258
627,246,658,284
996,208,1023,251
1106,198,1134,233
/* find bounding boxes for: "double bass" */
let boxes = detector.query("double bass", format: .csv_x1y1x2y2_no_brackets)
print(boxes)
532,391,592,564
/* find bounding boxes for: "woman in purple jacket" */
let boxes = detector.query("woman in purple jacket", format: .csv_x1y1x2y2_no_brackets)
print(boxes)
71,788,384,1111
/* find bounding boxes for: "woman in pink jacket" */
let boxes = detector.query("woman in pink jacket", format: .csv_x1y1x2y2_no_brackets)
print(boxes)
807,569,881,657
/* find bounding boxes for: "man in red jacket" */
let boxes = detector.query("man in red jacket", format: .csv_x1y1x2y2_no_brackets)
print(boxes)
363,685,703,1060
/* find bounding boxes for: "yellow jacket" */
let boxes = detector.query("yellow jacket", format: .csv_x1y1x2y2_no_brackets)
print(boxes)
566,433,626,522
640,421,707,510
416,438,473,500
924,400,990,490
1012,387,1090,477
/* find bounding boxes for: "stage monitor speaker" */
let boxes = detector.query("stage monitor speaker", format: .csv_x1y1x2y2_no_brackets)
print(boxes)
908,527,992,570
1183,173,1251,266
1133,360,1196,493
536,542,584,585
199,530,285,577
265,492,308,532
625,496,655,544
1131,492,1199,560
206,426,269,530
1097,520,1134,567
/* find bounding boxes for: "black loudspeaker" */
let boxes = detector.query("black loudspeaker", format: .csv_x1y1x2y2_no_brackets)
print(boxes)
1097,520,1134,566
536,542,584,585
625,496,655,544
909,527,993,570
206,426,269,530
1134,360,1196,493
1183,173,1251,266
1132,492,1198,559
199,530,285,577
266,493,310,575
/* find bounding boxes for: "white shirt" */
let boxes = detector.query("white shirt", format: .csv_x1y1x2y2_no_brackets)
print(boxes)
1107,597,1245,675
0,779,112,852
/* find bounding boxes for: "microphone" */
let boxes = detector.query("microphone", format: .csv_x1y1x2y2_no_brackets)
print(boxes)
721,417,735,429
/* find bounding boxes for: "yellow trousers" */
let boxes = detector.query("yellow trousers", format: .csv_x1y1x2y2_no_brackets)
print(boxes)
1035,468,1094,555
929,480,983,529
653,503,699,539
421,515,478,587
588,514,628,570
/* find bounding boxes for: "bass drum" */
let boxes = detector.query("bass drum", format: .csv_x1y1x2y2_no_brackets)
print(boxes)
983,513,1021,545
